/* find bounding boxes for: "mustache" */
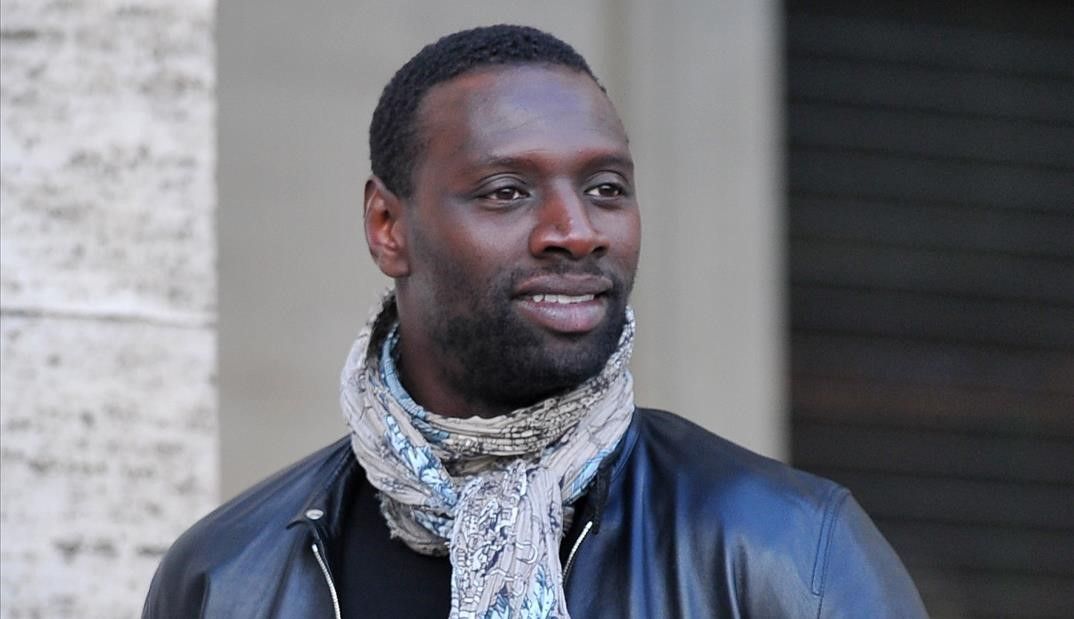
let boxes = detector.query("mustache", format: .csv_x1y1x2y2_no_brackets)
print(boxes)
503,260,628,294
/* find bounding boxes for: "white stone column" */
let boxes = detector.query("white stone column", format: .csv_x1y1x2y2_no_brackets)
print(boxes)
0,1,217,617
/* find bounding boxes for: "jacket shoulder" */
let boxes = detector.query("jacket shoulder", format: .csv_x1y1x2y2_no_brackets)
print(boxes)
630,407,837,508
626,408,925,617
143,437,354,617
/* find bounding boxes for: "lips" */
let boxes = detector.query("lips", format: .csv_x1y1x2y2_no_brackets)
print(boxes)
527,293,596,304
513,275,612,334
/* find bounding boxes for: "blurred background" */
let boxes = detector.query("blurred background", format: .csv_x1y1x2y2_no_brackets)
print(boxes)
1,1,1071,617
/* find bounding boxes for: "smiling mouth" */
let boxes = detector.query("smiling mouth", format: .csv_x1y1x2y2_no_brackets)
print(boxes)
515,293,608,335
526,293,596,304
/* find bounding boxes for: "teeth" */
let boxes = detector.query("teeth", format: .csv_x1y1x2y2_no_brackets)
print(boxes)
530,294,595,304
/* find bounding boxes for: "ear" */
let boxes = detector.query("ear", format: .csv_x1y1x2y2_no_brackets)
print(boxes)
364,176,410,278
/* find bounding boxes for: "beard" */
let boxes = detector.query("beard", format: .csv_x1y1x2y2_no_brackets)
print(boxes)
419,261,632,412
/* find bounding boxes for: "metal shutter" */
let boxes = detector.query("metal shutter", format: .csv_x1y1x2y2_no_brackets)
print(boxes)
785,2,1074,617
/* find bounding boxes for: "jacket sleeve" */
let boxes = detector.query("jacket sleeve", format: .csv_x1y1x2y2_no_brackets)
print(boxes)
141,534,209,619
815,491,929,618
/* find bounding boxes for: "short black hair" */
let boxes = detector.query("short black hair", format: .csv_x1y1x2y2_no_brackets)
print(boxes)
369,25,599,197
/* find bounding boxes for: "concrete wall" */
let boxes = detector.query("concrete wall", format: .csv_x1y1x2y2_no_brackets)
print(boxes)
219,0,785,498
0,1,217,617
619,0,787,464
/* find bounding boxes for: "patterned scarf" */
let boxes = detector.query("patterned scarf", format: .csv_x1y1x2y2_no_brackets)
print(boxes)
341,293,635,618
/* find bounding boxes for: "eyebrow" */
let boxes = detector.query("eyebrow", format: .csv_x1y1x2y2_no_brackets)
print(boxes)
472,153,635,172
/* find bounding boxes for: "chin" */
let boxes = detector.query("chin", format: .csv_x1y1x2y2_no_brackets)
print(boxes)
472,321,623,407
429,293,628,409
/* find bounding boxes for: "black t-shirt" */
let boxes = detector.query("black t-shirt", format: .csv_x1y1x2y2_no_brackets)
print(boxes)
333,472,604,619
334,475,452,618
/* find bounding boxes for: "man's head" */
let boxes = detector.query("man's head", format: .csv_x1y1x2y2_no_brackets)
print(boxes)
369,25,599,199
364,25,641,418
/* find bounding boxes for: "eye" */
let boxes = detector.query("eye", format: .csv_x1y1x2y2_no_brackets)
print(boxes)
482,186,529,202
585,183,625,199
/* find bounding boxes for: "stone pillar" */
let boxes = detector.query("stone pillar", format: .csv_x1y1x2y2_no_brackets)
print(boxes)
0,1,217,617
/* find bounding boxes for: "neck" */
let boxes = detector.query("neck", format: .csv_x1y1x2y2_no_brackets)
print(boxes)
394,335,514,418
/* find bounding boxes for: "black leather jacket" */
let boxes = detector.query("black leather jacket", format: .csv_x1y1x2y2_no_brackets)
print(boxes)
144,408,927,618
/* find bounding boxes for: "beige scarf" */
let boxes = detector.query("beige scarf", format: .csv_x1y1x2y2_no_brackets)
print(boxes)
341,293,635,618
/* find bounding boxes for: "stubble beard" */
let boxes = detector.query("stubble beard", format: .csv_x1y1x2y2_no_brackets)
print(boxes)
424,264,632,412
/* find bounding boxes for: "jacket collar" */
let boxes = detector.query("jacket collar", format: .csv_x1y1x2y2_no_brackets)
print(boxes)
286,437,361,545
286,409,642,545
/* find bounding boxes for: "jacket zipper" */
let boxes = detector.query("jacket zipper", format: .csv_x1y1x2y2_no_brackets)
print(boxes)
311,542,341,619
562,520,594,583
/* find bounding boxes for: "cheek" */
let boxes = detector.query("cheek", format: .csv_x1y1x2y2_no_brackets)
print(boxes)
411,227,506,293
606,210,642,266
407,219,464,289
450,214,531,265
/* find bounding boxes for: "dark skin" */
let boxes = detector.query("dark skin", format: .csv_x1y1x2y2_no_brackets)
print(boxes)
364,65,641,418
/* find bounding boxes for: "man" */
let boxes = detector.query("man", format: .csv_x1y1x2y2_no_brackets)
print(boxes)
145,25,926,618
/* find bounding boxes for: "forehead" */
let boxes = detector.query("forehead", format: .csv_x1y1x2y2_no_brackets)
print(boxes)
414,65,629,166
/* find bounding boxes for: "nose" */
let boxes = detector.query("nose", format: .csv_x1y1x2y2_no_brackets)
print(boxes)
528,184,609,259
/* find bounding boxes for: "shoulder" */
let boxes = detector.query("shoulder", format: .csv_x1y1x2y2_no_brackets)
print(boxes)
162,436,353,568
622,407,847,572
628,407,839,512
143,437,355,617
623,408,926,617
